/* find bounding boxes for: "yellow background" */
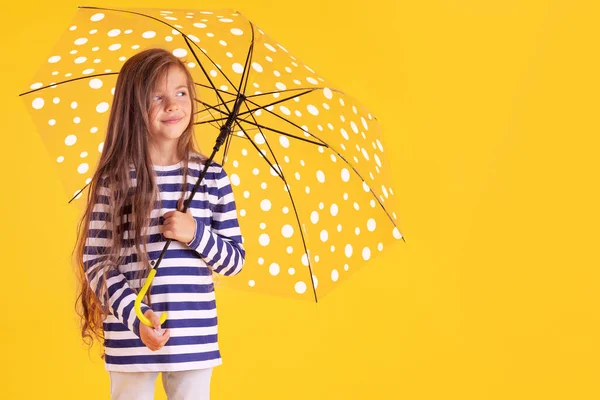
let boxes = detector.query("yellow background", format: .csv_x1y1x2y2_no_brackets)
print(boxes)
1,0,599,399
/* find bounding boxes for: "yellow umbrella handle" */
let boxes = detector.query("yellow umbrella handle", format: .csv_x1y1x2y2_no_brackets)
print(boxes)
134,268,168,327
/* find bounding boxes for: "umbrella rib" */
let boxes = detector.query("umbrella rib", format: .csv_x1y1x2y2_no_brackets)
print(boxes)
183,35,234,116
231,114,319,303
243,86,340,100
237,18,255,99
240,94,328,144
235,117,325,147
194,103,224,131
19,72,119,96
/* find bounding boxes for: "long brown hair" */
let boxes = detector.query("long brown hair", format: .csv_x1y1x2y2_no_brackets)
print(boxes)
74,48,203,348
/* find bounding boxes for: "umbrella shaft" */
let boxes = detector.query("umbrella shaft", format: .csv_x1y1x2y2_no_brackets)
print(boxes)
150,94,244,271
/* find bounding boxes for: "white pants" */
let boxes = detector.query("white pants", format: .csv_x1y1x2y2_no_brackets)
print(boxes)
109,368,213,400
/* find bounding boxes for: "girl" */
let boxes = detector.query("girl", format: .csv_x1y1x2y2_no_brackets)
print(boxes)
74,48,245,399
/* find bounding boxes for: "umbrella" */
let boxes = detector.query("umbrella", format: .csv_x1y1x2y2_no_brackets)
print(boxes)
20,6,405,315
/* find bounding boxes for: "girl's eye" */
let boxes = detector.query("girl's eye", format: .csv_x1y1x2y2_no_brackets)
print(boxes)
153,95,162,102
177,91,187,97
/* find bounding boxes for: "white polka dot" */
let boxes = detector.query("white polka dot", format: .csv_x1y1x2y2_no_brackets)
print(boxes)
259,222,267,230
295,281,307,294
48,119,56,126
56,156,64,163
312,275,319,288
96,102,109,113
330,204,338,216
345,244,353,258
301,253,309,266
77,163,89,174
65,135,77,146
80,151,88,158
367,218,376,231
393,227,402,239
341,168,350,182
90,13,104,22
279,106,291,115
310,211,319,224
252,168,259,175
378,243,384,251
142,31,156,39
259,233,270,246
73,117,81,124
362,247,371,260
307,105,319,115
270,165,281,177
351,121,359,134
355,227,361,235
310,169,326,183
361,148,370,160
32,98,44,110
232,63,244,74
279,136,290,148
230,174,240,186
254,133,265,145
74,56,87,64
331,269,339,282
264,43,277,52
258,199,271,211
48,55,61,63
252,62,263,72
282,207,289,214
282,225,294,238
108,44,121,51
173,48,187,57
320,230,328,242
307,77,318,85
323,87,333,99
74,37,88,45
276,82,286,91
376,139,384,152
363,181,370,192
288,267,295,275
70,101,78,109
239,209,246,217
248,280,255,287
83,68,95,75
193,22,207,28
268,263,280,276
107,29,121,37
98,142,104,152
287,246,293,254
188,34,200,42
231,28,243,35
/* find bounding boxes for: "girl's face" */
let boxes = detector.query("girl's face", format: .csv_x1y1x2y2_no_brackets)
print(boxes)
148,65,192,144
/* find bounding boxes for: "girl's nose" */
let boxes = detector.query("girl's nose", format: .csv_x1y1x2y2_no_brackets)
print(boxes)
165,99,179,112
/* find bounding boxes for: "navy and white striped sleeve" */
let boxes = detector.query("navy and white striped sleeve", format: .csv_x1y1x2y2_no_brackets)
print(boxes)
83,184,151,337
186,166,246,276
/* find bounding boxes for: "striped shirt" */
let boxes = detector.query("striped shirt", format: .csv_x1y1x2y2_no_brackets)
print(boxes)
83,157,245,372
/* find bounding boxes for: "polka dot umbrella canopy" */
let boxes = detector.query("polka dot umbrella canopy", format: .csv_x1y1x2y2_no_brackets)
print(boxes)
20,6,405,302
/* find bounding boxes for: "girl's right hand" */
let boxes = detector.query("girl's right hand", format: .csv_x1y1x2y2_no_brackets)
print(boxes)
139,309,171,351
